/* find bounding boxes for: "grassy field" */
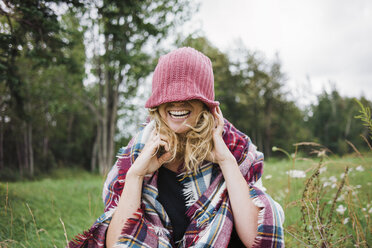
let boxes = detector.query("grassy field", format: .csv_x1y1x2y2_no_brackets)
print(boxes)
0,152,371,247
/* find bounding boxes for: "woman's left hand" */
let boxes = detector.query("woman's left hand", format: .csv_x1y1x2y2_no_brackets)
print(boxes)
207,107,235,164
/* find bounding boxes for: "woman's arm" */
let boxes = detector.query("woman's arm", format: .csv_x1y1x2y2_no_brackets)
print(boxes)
209,107,259,247
106,129,171,247
219,157,259,248
106,172,144,247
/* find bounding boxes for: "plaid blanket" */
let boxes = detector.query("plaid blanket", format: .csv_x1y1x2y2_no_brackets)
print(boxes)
69,120,284,248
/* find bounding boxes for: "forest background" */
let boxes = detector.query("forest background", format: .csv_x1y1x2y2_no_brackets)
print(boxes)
0,1,371,247
0,0,370,178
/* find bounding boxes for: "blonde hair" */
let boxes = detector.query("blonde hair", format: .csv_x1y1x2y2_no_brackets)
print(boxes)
149,107,215,174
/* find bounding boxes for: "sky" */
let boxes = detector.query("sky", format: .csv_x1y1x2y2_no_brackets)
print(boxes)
185,0,372,104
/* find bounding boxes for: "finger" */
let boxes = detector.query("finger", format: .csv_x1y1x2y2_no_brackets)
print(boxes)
150,128,159,141
159,140,169,151
216,108,224,127
158,152,172,165
159,134,169,143
214,112,224,135
215,107,223,121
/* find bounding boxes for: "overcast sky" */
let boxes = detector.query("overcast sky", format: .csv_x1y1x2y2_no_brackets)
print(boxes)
185,0,372,104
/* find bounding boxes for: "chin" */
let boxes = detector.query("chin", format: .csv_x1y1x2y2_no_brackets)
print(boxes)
169,125,190,134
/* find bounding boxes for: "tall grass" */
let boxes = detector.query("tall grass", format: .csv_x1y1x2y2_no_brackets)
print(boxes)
267,142,371,247
0,152,371,247
0,169,105,247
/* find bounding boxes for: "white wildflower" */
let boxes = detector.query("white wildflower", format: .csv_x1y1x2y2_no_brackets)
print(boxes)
317,150,326,157
264,174,272,180
343,218,349,224
356,185,361,189
286,170,306,178
340,173,345,179
331,183,337,189
369,208,372,214
336,205,347,215
355,165,364,172
337,194,345,202
362,208,366,212
323,182,331,187
329,176,337,183
319,167,327,174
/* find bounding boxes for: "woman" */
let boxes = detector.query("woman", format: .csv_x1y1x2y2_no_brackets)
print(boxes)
69,47,284,247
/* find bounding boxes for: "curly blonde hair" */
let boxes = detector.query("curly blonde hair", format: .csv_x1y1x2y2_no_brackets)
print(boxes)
149,107,215,174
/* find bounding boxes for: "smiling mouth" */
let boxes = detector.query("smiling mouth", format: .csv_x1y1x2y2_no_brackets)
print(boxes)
168,110,191,119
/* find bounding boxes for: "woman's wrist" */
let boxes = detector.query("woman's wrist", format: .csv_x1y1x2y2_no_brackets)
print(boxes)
127,167,146,179
217,153,236,166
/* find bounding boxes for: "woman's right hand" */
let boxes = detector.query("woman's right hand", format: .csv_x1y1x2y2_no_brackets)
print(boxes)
127,128,172,177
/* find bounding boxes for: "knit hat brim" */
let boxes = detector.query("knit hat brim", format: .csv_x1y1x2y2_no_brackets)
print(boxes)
145,95,219,112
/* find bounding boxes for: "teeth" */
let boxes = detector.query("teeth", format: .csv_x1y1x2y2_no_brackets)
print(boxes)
169,110,190,118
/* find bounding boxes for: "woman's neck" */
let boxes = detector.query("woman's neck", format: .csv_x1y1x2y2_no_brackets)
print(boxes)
163,157,184,173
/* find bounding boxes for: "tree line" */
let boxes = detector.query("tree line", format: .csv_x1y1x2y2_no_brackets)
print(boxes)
0,0,370,180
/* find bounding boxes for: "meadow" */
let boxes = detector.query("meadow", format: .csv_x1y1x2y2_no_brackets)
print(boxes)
0,150,371,247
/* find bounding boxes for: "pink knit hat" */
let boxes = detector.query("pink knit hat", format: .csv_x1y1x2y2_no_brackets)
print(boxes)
145,47,219,111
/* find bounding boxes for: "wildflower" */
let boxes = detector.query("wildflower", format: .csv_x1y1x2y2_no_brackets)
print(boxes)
355,165,364,172
369,208,372,214
337,194,345,202
286,170,306,178
340,173,345,179
272,146,278,152
319,167,327,174
323,182,331,187
343,218,349,224
356,185,361,189
264,175,272,180
317,150,326,157
329,176,337,183
336,205,347,215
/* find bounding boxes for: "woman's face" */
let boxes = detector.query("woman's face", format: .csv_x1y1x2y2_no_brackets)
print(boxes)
158,100,206,134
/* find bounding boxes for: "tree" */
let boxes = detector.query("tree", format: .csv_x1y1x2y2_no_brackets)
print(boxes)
84,0,195,173
308,88,372,154
179,36,311,156
0,1,86,178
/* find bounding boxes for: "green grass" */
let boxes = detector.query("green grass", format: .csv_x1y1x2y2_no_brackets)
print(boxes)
0,169,105,247
0,153,371,247
265,151,372,247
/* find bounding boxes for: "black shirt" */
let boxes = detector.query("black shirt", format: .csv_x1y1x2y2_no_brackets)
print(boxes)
157,166,245,247
157,166,190,242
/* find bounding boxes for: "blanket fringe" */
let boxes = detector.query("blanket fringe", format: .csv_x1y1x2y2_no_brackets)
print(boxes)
251,189,265,248
152,225,169,236
182,179,198,207
120,208,144,236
